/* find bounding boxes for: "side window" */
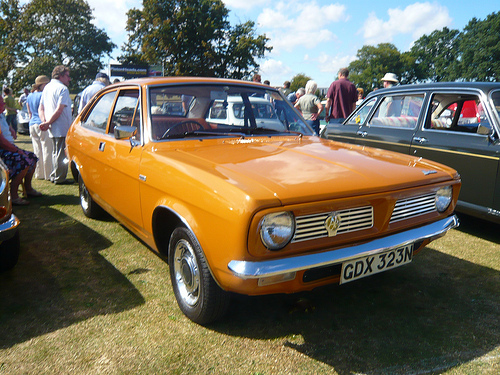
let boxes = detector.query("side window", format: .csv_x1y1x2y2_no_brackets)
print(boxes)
427,94,485,133
369,94,423,128
82,91,116,132
110,90,140,134
347,97,376,125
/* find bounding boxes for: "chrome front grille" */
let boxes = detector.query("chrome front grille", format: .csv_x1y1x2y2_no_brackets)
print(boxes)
390,193,436,223
292,206,373,243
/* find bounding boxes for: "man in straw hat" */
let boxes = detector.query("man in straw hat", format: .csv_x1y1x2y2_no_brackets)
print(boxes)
381,72,399,88
27,75,53,180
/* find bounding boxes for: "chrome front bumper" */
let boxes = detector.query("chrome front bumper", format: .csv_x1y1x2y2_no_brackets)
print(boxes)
228,215,459,279
0,214,20,242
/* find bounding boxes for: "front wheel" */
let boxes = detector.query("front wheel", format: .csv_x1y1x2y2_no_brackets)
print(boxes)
169,227,230,325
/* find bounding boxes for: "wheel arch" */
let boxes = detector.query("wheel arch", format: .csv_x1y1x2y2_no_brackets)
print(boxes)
152,206,199,261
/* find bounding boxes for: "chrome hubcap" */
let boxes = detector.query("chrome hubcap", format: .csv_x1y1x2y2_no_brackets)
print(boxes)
80,184,89,211
173,239,200,306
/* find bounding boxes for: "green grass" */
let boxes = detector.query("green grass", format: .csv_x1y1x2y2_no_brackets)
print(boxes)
0,134,499,374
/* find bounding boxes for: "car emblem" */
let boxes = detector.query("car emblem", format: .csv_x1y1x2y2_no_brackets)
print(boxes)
422,170,437,175
325,212,341,237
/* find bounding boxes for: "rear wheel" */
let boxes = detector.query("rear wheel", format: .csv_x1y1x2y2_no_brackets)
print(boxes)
79,176,105,219
169,227,230,325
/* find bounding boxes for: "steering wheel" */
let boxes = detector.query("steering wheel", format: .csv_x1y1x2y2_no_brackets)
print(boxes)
161,120,204,139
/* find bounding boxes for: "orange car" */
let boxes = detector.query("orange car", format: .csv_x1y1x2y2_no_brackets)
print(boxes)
66,77,461,324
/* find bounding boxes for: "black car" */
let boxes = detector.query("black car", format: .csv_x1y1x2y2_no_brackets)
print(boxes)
321,82,500,224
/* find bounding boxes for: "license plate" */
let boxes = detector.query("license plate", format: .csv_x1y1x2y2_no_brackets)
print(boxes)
340,245,414,284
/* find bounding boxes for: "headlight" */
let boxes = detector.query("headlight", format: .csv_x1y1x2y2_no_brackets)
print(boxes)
260,211,295,250
435,186,453,212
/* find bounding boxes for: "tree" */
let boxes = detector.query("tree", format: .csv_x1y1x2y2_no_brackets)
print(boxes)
290,73,310,93
406,27,461,83
459,12,500,82
0,0,20,80
348,43,404,94
120,0,271,79
11,0,115,91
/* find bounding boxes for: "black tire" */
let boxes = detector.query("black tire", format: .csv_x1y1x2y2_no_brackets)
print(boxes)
0,229,20,272
79,176,105,219
169,227,230,325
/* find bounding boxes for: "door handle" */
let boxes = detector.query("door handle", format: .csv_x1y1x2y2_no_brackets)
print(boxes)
413,137,428,144
356,130,368,137
98,142,106,152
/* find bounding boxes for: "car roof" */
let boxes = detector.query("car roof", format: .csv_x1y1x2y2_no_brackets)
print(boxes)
110,76,274,91
368,82,500,97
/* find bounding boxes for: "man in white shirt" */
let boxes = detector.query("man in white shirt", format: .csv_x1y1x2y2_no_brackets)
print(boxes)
78,72,110,113
39,65,73,184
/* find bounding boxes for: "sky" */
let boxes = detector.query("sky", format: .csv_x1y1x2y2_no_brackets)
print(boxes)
86,0,499,88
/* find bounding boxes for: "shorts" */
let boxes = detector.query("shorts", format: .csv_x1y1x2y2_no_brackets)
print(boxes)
0,149,38,179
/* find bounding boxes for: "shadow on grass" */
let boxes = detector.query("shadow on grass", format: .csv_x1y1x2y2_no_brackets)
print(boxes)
0,204,145,349
456,212,500,244
212,220,500,374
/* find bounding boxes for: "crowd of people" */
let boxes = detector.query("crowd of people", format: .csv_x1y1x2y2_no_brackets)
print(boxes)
253,69,399,134
1,65,111,205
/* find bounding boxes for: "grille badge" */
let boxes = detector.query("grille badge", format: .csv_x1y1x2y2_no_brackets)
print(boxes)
325,213,341,237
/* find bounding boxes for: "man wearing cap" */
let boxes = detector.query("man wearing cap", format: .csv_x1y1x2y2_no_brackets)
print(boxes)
381,73,399,88
78,72,110,113
39,65,72,184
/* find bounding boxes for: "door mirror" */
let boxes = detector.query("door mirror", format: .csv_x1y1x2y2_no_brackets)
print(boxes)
114,125,137,140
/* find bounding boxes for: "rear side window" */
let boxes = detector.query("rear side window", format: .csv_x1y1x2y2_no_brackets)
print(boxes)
426,93,487,133
82,91,116,132
369,94,424,129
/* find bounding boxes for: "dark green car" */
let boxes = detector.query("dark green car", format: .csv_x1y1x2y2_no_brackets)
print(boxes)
321,82,500,224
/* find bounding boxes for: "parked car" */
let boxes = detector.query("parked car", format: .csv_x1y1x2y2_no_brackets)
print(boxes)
17,102,30,135
322,82,500,224
0,160,21,272
66,77,460,324
205,96,285,131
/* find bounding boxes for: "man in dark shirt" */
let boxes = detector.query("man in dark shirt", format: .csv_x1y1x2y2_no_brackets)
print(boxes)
324,68,358,123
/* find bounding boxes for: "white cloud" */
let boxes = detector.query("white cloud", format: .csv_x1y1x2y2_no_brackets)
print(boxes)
223,0,268,10
360,2,452,45
317,52,356,74
257,1,348,53
87,0,142,50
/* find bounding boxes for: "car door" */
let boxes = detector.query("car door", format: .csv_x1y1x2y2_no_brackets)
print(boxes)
324,93,426,155
80,87,143,230
410,90,500,213
323,97,377,145
354,93,425,154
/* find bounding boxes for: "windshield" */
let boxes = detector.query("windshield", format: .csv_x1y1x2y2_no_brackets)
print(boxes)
149,84,313,140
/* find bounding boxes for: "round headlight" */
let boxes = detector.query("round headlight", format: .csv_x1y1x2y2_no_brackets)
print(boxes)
260,212,295,250
435,186,453,212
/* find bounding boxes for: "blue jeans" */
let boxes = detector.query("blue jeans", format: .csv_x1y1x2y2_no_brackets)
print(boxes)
328,118,345,124
306,119,320,134
6,114,17,132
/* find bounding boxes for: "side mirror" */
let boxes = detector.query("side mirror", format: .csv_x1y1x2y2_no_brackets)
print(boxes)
114,126,137,140
476,123,492,136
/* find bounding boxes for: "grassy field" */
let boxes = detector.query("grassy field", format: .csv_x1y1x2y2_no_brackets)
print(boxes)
0,135,499,374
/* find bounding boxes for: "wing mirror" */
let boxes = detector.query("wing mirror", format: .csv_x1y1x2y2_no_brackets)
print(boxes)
114,126,137,140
